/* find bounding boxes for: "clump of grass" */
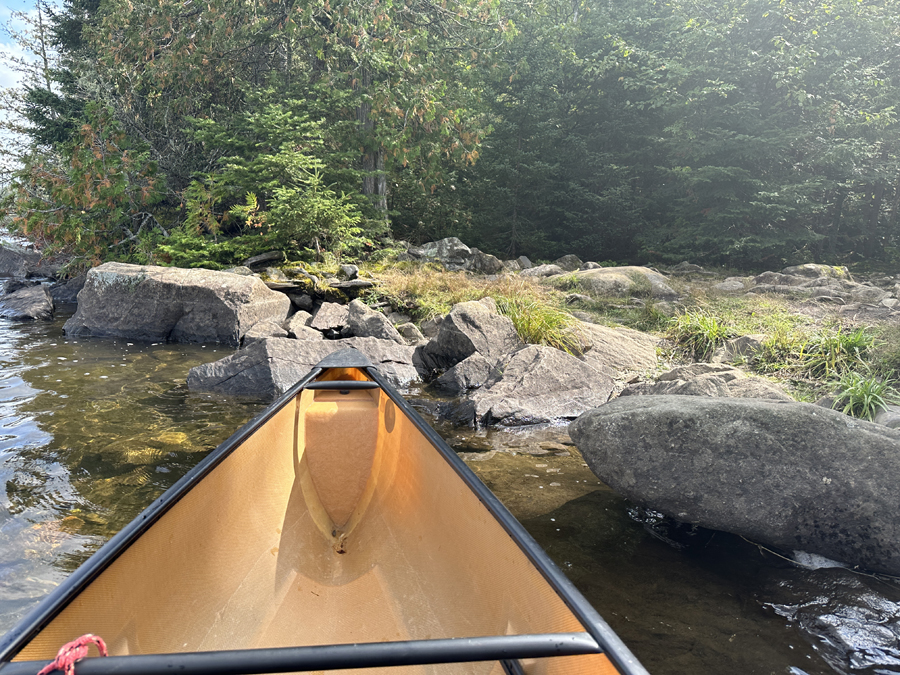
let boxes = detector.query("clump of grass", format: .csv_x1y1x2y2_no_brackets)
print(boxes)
832,370,899,421
493,295,583,354
799,326,874,378
668,310,735,361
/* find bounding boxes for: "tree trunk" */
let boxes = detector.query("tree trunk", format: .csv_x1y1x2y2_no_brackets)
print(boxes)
356,68,388,216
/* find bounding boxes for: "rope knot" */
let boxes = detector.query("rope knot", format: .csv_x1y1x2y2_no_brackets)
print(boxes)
36,634,108,675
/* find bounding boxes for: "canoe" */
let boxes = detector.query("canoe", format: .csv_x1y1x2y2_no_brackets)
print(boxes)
0,349,648,675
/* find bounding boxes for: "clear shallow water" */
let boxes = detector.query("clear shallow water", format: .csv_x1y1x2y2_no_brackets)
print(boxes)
0,311,898,675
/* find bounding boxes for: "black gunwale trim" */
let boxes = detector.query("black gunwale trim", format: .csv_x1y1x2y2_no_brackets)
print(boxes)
0,633,597,675
0,366,325,662
364,366,651,675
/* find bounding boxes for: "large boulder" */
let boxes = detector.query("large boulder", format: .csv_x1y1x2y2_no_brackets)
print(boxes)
346,299,404,343
450,345,614,427
63,263,291,346
187,337,419,398
0,285,54,320
418,299,523,373
0,243,41,278
570,266,678,300
406,237,473,271
570,396,900,576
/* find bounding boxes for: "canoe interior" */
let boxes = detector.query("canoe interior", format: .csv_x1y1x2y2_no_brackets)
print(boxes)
11,368,616,674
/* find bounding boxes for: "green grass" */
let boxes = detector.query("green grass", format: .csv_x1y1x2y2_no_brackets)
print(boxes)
493,295,584,355
832,370,899,420
668,310,735,361
799,326,874,378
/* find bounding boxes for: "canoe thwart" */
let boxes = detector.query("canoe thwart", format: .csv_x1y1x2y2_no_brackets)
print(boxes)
304,381,380,390
0,633,602,675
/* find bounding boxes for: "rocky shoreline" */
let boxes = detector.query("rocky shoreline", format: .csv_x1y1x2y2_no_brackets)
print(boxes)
4,237,900,576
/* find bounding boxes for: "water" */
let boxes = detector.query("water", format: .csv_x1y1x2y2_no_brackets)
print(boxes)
1,311,899,674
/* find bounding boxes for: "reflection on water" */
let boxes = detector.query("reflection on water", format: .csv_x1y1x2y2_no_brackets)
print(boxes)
1,314,899,675
0,309,263,628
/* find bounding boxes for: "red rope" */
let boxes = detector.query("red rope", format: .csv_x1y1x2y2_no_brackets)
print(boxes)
36,635,108,675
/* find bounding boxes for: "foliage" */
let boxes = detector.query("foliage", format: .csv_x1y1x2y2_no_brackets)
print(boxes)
668,310,735,361
832,371,899,421
151,229,280,270
5,103,163,271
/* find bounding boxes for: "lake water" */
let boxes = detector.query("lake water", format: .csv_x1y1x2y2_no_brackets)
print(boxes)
1,309,899,674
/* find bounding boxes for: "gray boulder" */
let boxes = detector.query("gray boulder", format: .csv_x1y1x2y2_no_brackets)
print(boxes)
0,243,41,277
187,337,419,398
552,255,583,272
63,263,290,345
570,266,678,300
516,256,532,269
419,300,523,373
469,249,504,275
284,311,322,340
433,353,498,394
339,264,359,280
711,334,765,363
396,322,427,346
451,345,614,427
0,285,54,320
407,237,473,271
713,278,747,293
520,264,565,278
620,363,791,401
49,275,87,304
242,320,288,345
781,264,850,279
570,396,900,576
346,299,405,343
309,302,349,335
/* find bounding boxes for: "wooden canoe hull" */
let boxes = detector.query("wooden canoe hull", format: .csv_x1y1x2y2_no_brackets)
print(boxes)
0,353,647,675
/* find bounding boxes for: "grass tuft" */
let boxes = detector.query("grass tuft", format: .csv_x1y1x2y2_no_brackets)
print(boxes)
832,370,899,421
668,310,735,361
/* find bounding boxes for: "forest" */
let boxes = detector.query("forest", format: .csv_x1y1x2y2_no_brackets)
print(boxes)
2,0,900,273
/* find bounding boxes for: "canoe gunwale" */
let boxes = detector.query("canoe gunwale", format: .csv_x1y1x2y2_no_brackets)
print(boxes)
0,632,600,675
0,349,650,675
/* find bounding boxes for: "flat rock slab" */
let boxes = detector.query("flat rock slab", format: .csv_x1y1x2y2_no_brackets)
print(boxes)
570,396,900,576
0,285,54,320
578,322,658,374
187,336,419,398
63,263,290,346
450,345,614,427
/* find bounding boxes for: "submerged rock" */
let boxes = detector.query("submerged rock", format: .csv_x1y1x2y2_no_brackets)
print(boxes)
63,262,290,346
187,336,419,398
570,396,900,576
